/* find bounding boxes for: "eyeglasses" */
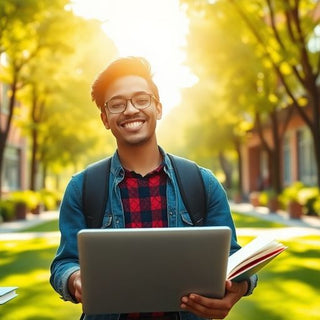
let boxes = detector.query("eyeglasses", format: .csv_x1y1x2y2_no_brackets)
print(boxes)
104,92,158,114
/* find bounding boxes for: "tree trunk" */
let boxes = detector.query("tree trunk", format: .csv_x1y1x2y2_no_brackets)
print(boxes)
308,89,320,188
218,151,233,189
29,86,45,191
30,127,38,191
270,111,282,194
234,137,243,197
0,76,18,198
42,164,47,189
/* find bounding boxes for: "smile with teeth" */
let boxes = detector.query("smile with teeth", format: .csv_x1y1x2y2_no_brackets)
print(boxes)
122,121,144,129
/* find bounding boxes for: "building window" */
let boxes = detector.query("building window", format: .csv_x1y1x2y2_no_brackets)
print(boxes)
2,146,21,191
297,127,316,186
283,134,292,186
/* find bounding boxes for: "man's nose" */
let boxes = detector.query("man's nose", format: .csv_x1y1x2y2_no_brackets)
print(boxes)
123,100,139,115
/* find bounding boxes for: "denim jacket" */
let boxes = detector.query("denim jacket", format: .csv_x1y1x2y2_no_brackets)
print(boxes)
50,149,256,320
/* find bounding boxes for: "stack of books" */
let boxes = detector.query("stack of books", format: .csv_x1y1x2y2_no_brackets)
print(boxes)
0,287,18,305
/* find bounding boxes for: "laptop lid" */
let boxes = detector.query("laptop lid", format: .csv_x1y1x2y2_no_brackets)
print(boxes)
78,226,231,315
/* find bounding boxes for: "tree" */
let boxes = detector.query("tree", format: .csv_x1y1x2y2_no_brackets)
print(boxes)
178,0,276,194
19,16,117,190
228,0,320,188
1,0,117,192
181,0,320,194
0,0,71,195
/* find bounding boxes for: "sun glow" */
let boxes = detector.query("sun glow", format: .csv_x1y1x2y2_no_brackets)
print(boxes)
70,0,197,115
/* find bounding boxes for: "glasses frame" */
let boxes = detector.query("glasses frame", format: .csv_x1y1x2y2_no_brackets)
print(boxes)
104,92,159,114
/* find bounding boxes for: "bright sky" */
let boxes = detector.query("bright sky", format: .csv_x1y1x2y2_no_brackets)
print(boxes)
70,0,197,116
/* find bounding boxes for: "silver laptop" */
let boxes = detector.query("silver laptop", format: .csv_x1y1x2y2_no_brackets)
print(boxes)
78,226,231,315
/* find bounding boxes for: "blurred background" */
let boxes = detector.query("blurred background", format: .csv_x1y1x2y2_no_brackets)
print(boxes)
0,0,319,319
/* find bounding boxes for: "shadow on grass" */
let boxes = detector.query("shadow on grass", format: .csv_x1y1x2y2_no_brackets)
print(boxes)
1,221,318,320
1,277,81,320
0,238,82,320
229,297,290,320
0,241,57,280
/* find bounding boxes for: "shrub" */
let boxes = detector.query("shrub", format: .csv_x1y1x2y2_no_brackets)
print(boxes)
279,182,305,208
9,190,40,211
258,189,278,207
298,187,320,216
0,199,15,222
39,189,60,210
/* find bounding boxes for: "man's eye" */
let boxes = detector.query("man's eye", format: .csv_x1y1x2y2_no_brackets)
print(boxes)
134,95,150,105
136,99,148,104
110,100,125,108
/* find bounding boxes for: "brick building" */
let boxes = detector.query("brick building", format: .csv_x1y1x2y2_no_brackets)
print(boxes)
241,106,318,195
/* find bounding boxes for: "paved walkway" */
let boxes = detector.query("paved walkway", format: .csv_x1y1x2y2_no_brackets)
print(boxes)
0,203,319,240
230,202,320,239
0,211,59,240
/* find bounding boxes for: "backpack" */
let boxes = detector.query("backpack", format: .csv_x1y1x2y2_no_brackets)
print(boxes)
82,154,207,228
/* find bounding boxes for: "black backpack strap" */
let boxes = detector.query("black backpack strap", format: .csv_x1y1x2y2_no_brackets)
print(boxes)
168,154,207,226
82,157,111,228
82,154,207,228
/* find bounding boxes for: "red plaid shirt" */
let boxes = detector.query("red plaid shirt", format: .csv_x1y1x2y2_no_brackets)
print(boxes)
120,164,168,229
119,164,178,319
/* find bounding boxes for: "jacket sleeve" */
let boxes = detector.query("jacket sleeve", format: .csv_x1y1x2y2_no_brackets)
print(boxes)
50,172,86,303
200,167,258,295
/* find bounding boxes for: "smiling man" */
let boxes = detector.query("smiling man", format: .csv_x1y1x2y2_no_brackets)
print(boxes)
50,57,257,320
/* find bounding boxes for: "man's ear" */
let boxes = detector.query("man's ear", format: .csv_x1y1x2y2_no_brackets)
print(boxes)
156,102,163,120
100,111,110,130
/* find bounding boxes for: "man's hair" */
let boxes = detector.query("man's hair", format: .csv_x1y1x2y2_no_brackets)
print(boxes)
91,56,160,109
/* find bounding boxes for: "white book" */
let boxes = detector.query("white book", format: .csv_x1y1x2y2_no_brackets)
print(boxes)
227,236,287,282
0,287,18,304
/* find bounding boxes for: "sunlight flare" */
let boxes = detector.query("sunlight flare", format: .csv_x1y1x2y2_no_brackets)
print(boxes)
70,0,197,115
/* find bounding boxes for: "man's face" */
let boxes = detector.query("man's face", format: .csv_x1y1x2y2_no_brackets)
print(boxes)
100,75,162,148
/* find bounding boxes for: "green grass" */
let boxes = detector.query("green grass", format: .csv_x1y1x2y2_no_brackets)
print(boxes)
0,237,82,319
0,213,319,320
228,235,320,320
21,212,286,233
232,212,286,228
21,219,59,233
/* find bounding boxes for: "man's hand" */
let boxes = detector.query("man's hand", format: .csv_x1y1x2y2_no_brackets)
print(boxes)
68,270,82,303
180,280,248,319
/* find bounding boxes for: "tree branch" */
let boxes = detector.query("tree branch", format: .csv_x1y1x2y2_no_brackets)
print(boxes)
266,0,285,49
291,0,316,87
229,0,312,129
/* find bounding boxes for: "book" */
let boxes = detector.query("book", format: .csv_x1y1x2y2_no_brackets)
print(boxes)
227,236,287,282
0,287,18,304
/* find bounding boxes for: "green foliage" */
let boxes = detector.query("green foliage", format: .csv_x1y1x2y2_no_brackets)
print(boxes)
180,0,320,191
258,189,277,206
279,183,320,216
0,0,118,192
0,199,15,221
8,190,40,210
38,189,61,210
278,182,304,206
298,187,320,216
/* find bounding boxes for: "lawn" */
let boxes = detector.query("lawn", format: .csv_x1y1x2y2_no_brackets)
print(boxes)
0,214,319,320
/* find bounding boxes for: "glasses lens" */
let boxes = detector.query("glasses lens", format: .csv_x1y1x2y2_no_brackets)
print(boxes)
132,94,151,109
107,98,126,113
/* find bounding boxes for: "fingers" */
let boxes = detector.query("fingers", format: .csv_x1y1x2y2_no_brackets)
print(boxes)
180,281,249,319
180,294,230,319
73,273,82,303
